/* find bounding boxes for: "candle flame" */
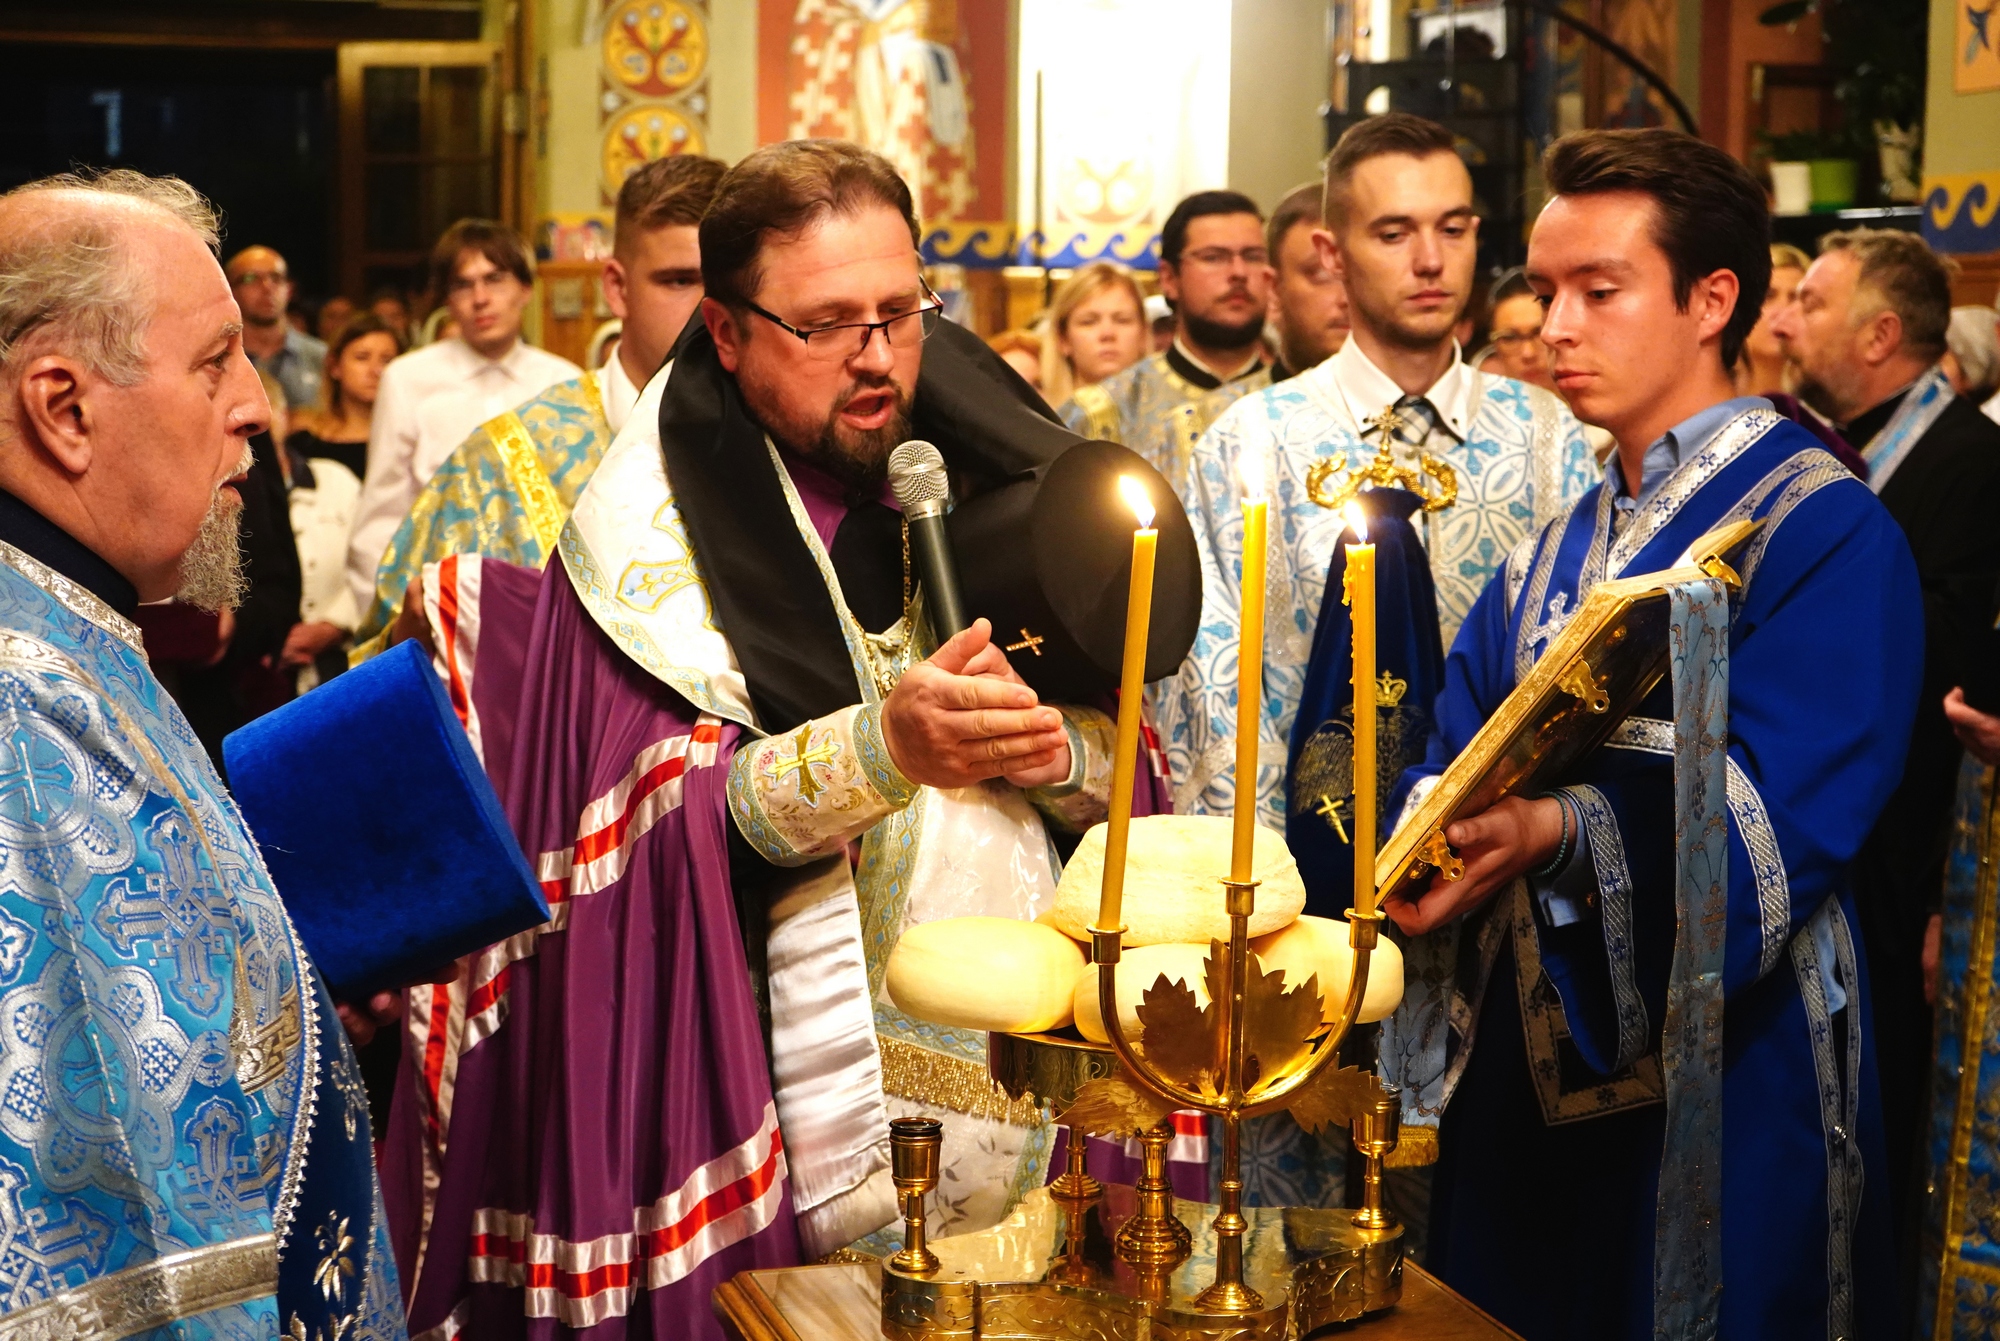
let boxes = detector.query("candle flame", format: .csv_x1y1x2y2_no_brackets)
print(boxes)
1119,475,1156,529
1344,501,1368,543
1239,448,1266,501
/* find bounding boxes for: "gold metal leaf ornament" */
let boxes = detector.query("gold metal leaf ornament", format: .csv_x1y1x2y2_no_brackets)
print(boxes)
1202,945,1323,1091
1137,972,1213,1093
1289,1065,1390,1136
1059,1074,1177,1139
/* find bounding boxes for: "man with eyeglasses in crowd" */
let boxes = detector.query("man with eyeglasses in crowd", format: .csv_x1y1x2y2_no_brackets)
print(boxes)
1062,189,1275,492
345,218,579,616
379,141,1145,1339
227,244,327,412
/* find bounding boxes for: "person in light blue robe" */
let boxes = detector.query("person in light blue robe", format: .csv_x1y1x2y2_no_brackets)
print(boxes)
0,170,402,1339
1379,129,1923,1340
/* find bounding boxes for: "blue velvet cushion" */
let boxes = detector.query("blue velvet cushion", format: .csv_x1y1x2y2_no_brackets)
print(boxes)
223,639,548,997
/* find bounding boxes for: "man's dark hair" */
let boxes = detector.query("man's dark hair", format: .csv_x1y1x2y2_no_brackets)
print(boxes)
429,219,534,299
700,139,918,311
1160,190,1263,268
1323,112,1458,227
615,154,728,238
1817,227,1954,362
1265,181,1324,265
1543,128,1771,368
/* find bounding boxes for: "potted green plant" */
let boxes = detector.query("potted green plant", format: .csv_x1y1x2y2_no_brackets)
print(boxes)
1762,128,1857,213
1759,0,1928,202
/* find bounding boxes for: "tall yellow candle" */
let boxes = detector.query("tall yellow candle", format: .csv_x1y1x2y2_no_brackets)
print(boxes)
1096,475,1158,933
1344,502,1378,916
1231,459,1269,885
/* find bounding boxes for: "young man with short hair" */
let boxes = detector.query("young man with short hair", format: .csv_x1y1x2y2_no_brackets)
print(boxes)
1386,128,1919,1340
349,155,727,653
1061,189,1274,490
1265,179,1351,378
345,218,581,612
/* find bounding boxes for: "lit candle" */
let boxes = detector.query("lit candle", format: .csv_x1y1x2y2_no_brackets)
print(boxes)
1345,502,1378,916
1231,454,1269,885
1096,475,1157,933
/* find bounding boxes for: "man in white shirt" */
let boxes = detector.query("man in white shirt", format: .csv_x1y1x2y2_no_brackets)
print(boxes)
1159,113,1595,1220
345,219,580,612
348,156,726,652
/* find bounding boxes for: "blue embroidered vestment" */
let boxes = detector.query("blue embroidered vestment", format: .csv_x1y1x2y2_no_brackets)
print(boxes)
1390,410,1921,1340
0,542,404,1339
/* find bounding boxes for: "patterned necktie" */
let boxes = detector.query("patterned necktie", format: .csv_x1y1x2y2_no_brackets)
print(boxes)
1390,394,1440,450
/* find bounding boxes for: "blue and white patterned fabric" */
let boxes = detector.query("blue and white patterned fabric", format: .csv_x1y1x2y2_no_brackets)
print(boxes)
0,542,404,1340
1387,407,1919,1340
1158,350,1594,828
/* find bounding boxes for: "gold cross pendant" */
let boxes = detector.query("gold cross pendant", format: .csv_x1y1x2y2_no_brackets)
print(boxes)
1315,793,1352,844
1004,628,1046,657
1363,406,1409,449
769,724,842,805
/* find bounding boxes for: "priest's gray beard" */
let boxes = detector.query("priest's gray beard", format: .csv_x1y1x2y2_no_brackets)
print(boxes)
174,453,251,612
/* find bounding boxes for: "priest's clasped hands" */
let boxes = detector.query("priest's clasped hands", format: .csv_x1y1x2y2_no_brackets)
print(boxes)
880,618,1073,790
1386,794,1568,935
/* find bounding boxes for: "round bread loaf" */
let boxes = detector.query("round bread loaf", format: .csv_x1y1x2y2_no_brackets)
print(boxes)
1249,915,1404,1024
885,916,1085,1033
1048,814,1306,946
1073,942,1213,1044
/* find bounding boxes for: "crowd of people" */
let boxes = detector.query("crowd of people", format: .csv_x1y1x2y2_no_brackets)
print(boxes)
1,108,2000,1341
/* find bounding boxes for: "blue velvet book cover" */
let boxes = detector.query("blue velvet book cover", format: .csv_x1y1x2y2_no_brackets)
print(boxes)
224,639,548,996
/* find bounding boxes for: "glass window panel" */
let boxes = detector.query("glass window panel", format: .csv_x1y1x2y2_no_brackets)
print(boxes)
421,161,496,243
362,66,421,154
424,65,492,158
365,162,422,251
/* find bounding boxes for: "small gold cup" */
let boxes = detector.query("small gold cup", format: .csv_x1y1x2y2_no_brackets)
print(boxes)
888,1116,943,1273
1351,1083,1401,1232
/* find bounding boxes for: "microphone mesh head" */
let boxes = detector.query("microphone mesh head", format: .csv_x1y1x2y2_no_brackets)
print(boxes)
887,439,950,510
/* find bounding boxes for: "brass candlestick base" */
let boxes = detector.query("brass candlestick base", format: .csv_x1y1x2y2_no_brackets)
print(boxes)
878,1182,1398,1341
1047,1126,1101,1202
1112,1120,1192,1264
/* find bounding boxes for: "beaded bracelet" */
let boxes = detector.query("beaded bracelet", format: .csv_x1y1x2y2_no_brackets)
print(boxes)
1529,790,1575,879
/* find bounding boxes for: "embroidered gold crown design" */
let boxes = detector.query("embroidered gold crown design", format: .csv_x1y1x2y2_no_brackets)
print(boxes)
1376,671,1408,707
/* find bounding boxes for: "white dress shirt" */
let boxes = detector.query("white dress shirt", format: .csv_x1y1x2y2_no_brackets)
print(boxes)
1322,333,1479,444
347,336,580,613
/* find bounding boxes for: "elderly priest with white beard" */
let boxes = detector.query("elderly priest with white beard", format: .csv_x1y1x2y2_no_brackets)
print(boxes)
0,170,405,1339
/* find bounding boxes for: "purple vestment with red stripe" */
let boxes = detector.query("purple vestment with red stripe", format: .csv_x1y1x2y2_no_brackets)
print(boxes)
381,555,802,1338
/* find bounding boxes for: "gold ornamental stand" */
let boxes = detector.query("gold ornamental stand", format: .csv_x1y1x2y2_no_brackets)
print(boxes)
879,885,1405,1340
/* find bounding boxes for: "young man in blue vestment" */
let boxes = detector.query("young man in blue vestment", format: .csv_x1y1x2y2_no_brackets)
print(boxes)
1380,130,1922,1339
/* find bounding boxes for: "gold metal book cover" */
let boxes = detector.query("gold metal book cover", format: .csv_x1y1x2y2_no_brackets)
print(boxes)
1373,518,1761,909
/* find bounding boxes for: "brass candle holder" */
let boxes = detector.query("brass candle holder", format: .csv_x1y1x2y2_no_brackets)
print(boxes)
889,1116,943,1274
880,889,1404,1340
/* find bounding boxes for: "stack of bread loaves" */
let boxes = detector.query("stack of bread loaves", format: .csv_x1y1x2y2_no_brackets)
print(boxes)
885,814,1403,1042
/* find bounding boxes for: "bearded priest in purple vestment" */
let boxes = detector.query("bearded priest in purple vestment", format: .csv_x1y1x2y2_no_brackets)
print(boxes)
376,141,1179,1339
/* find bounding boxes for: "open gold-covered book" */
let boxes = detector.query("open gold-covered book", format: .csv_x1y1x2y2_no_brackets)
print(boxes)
1372,518,1760,909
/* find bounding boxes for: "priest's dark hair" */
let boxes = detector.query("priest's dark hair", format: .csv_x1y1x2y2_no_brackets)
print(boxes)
428,218,535,301
1543,128,1771,369
1816,227,1954,363
1159,190,1263,267
701,139,919,311
1322,112,1458,228
613,153,727,240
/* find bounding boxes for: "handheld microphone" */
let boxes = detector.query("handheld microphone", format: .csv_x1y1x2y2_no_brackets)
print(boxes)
886,439,969,639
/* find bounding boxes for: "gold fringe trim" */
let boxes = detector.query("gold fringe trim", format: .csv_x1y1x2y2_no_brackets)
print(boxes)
877,1036,1043,1127
1384,1124,1438,1168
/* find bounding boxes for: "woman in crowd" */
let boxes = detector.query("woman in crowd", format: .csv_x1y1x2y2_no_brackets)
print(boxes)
1480,267,1554,391
1039,261,1149,408
287,313,403,480
1734,241,1812,397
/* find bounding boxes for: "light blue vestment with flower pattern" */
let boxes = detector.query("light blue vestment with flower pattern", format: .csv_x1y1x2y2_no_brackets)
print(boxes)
0,542,404,1340
1160,360,1595,835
